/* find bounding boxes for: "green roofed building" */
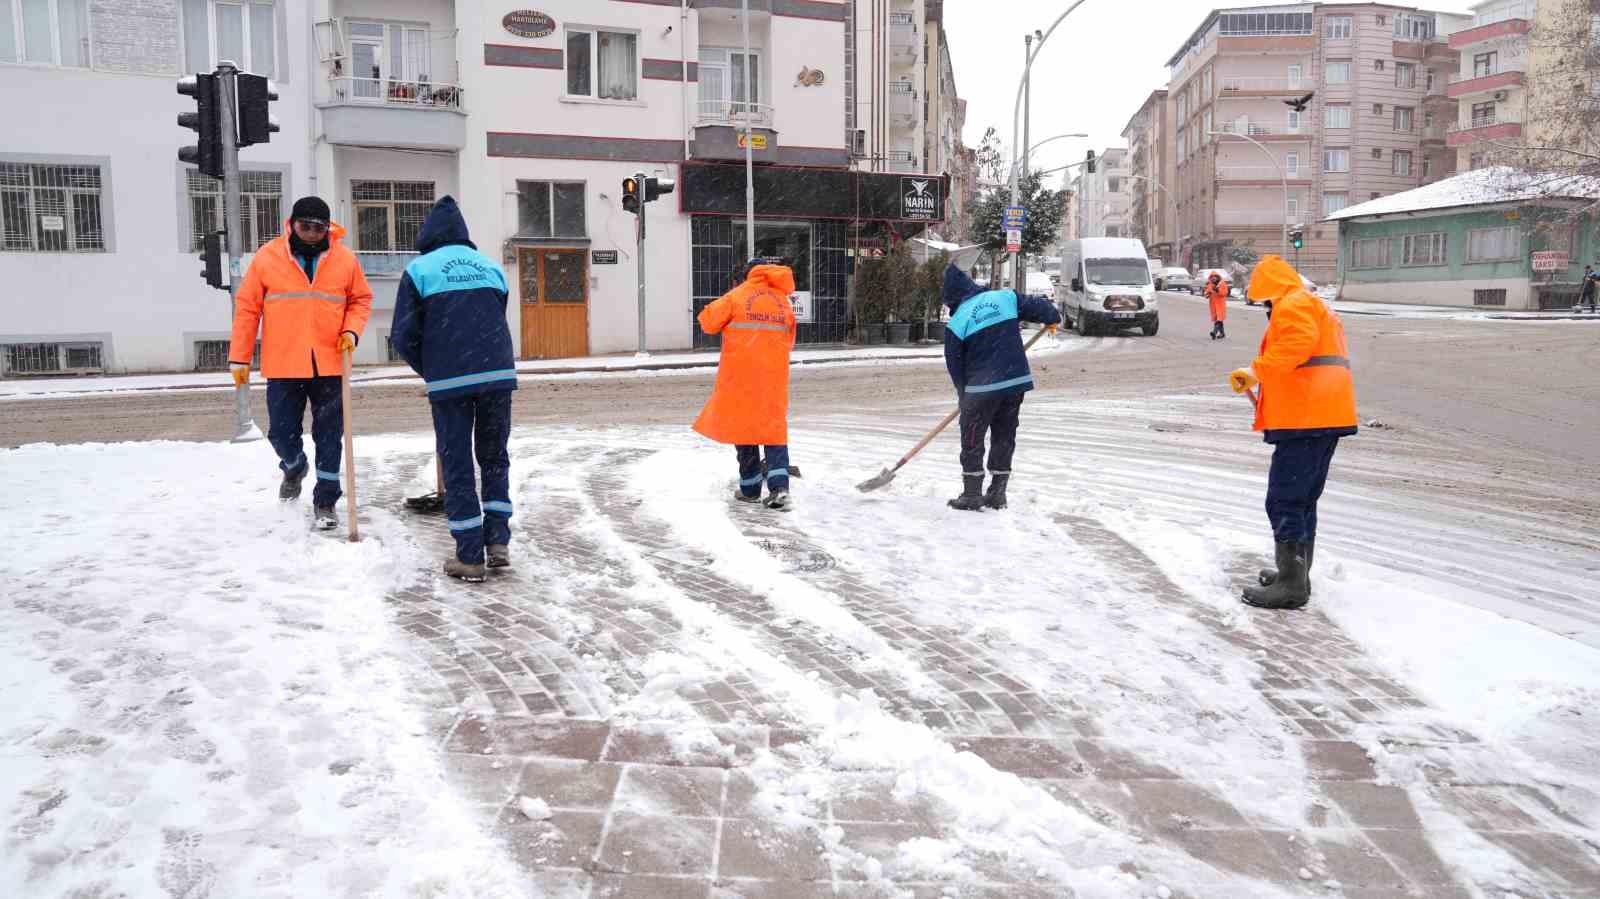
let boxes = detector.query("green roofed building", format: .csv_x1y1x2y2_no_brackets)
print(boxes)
1326,167,1600,311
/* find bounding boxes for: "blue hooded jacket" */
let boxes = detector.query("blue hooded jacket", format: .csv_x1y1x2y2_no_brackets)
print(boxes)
942,266,1060,398
390,197,518,401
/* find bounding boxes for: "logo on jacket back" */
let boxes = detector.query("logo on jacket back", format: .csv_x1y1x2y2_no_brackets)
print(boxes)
441,257,496,285
900,177,940,221
969,300,1002,327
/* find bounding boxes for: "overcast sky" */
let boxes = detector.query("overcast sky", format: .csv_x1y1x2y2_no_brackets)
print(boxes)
945,0,1481,184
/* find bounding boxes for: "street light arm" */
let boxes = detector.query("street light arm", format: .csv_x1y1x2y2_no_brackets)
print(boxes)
1207,130,1289,256
1007,132,1089,178
1009,0,1091,196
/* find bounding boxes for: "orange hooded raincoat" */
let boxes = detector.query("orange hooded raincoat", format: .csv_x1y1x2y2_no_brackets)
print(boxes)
1246,255,1357,436
693,264,798,445
229,221,373,379
1204,276,1230,323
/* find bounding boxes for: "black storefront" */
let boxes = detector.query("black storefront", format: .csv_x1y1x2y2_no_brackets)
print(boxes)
680,163,947,348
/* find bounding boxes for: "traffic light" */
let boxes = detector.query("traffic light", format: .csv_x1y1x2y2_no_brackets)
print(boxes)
621,176,641,214
643,176,676,203
1085,150,1097,174
200,231,225,290
177,73,222,179
236,73,279,148
1290,228,1304,250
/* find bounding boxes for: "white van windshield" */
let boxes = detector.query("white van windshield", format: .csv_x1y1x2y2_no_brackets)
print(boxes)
1085,258,1152,287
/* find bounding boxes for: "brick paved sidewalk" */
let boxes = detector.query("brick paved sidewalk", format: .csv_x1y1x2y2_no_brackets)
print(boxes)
368,444,1600,899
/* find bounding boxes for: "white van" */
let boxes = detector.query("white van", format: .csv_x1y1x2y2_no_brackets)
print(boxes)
1059,237,1159,336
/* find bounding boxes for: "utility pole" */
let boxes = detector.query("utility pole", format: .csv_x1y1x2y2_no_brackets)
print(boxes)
1017,32,1033,295
635,170,648,356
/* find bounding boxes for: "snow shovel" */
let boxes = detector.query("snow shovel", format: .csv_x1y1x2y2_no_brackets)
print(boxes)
857,326,1052,493
231,383,263,443
404,457,446,513
341,348,360,543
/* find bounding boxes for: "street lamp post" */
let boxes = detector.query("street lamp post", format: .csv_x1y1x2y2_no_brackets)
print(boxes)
1007,0,1092,292
1207,129,1288,257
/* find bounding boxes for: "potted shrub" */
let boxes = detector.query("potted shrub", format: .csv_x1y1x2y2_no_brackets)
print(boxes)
884,245,917,345
852,256,890,344
919,253,950,342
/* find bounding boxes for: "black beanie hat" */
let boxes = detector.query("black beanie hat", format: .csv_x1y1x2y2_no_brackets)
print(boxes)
290,196,331,224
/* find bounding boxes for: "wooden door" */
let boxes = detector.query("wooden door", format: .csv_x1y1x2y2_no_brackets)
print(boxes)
519,248,589,359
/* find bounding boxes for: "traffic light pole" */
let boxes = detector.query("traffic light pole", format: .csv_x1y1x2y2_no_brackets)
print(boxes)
216,60,258,440
635,170,648,357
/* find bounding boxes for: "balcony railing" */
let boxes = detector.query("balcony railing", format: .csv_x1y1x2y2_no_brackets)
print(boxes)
885,150,916,172
889,83,917,123
1219,76,1308,93
1472,0,1534,27
1421,123,1447,141
697,99,775,128
890,18,919,60
355,250,419,277
1217,165,1305,180
1217,122,1305,137
328,76,462,109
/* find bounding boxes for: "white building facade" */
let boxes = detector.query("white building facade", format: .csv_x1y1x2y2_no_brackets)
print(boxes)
1,0,949,375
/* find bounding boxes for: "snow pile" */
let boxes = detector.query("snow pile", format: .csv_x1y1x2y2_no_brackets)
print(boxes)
0,439,526,897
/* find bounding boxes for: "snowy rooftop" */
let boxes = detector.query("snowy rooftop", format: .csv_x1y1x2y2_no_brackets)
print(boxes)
1324,166,1600,222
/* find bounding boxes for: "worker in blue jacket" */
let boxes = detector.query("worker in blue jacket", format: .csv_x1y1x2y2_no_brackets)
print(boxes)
390,196,517,583
942,266,1061,511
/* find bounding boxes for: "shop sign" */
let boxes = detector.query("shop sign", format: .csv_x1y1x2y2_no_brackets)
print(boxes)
901,177,940,221
503,10,556,39
592,250,619,265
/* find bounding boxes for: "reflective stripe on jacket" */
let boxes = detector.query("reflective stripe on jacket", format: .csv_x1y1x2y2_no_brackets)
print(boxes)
1247,255,1358,437
228,221,373,379
693,265,797,446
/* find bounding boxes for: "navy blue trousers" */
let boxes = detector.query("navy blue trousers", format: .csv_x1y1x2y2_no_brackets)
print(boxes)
958,392,1023,476
266,376,344,507
736,445,789,497
432,390,513,564
1266,435,1340,543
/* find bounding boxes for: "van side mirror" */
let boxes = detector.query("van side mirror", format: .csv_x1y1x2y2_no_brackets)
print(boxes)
1071,277,1083,292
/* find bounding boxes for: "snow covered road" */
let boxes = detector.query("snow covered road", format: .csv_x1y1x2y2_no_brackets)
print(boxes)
5,393,1597,897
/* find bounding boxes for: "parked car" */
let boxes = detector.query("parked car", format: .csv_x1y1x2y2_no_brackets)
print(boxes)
1154,267,1196,294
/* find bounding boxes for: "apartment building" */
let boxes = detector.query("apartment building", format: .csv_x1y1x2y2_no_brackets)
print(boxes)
1163,3,1466,284
2,0,953,375
1447,0,1535,171
1121,89,1176,258
1076,148,1132,239
922,1,969,239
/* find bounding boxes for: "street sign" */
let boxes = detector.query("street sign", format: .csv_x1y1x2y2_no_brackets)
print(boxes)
789,290,814,323
1005,228,1022,253
736,131,768,150
1531,251,1570,272
1003,206,1027,229
591,250,618,265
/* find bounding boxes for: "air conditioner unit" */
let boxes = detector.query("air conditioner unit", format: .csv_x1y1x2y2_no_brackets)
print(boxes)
1493,90,1508,101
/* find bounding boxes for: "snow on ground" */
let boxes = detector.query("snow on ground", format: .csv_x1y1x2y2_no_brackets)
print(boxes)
0,438,526,897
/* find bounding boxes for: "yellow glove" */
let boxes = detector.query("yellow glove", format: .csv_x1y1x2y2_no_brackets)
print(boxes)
1045,324,1058,335
336,331,357,353
1229,368,1258,394
230,364,250,387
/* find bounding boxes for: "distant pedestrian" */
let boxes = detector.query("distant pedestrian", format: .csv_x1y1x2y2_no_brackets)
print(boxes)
694,257,798,511
390,197,517,583
1228,255,1358,610
1204,272,1230,340
941,265,1062,511
229,196,372,530
1581,265,1597,314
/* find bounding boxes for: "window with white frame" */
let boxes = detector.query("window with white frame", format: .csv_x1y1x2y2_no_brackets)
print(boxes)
698,47,759,117
182,0,275,78
1325,60,1350,84
1286,151,1299,176
1395,62,1415,88
1324,149,1350,172
1,161,105,253
1324,15,1352,39
187,168,280,252
1393,12,1434,41
1322,192,1349,217
342,20,433,101
1393,106,1414,132
1470,101,1496,126
352,180,433,252
565,26,637,101
1286,195,1299,220
1288,109,1302,132
1350,237,1390,268
1325,105,1350,128
1202,65,1212,98
1467,226,1519,262
1176,92,1187,121
1288,63,1302,86
1422,156,1432,178
1402,231,1447,265
516,181,586,238
0,0,90,66
1392,149,1412,175
1473,51,1497,78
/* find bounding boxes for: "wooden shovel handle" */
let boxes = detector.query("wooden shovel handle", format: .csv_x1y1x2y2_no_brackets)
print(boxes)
342,348,359,542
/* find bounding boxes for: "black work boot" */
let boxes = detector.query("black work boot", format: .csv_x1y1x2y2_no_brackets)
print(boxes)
279,464,307,501
948,475,987,512
983,474,1010,510
1258,538,1314,588
1243,542,1311,609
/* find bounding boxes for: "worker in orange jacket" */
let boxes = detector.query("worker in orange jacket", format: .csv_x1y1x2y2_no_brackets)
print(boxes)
1204,272,1230,340
1228,255,1357,610
693,258,798,511
229,197,373,529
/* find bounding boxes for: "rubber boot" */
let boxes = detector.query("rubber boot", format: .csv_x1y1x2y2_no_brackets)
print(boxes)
280,463,307,501
983,474,1010,510
948,475,987,512
1258,538,1313,587
486,544,510,569
1242,542,1311,609
313,505,337,530
444,557,486,583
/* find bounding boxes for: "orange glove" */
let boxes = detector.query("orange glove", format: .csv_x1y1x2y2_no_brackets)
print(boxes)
230,364,249,387
336,331,357,354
